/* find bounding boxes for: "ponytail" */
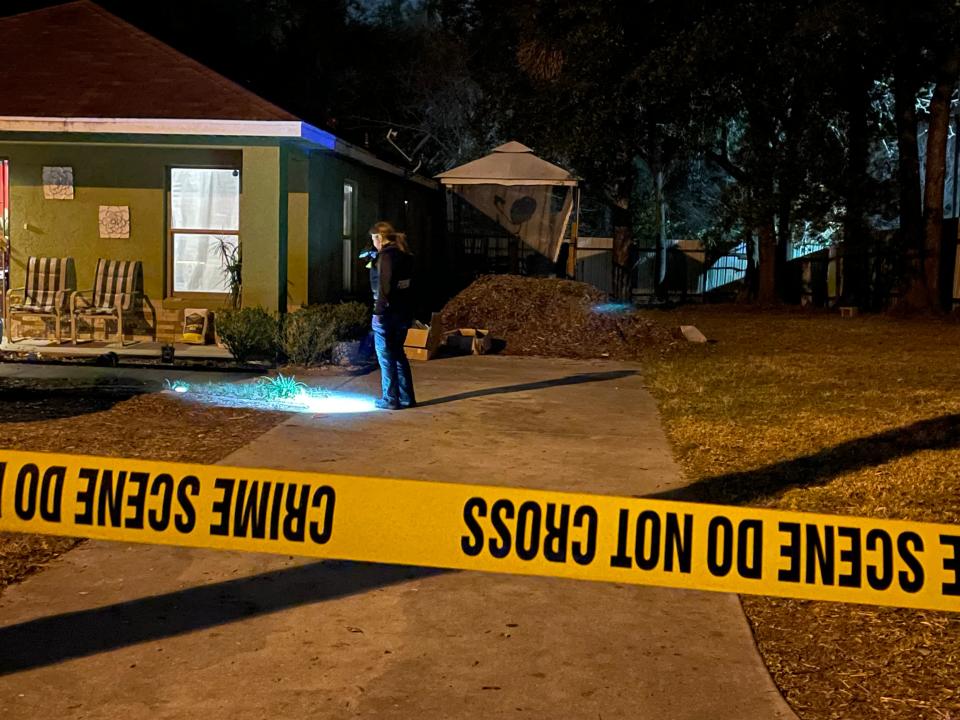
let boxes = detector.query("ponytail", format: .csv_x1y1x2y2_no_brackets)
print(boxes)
369,220,412,254
392,232,411,254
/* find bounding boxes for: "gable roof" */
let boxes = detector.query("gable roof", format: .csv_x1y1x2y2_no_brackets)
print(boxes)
436,141,578,187
0,1,296,122
0,1,437,188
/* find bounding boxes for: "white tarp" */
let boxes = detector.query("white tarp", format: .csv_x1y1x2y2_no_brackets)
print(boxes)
449,183,574,261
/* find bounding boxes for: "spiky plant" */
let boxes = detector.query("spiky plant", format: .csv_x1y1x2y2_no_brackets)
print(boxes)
257,373,308,400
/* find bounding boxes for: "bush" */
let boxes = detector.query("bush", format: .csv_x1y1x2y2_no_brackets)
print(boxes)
279,305,337,366
279,302,370,366
333,302,370,341
215,307,278,362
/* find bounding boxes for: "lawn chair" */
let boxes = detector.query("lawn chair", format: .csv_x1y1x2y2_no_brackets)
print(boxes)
3,256,76,343
70,258,144,346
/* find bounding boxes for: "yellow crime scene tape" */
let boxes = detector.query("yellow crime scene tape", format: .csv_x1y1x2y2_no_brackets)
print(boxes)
0,448,958,612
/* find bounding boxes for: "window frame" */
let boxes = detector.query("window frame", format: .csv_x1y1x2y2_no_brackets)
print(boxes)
342,179,358,294
166,165,241,302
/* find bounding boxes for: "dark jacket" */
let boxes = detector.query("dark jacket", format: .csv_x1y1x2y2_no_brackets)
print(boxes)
373,243,414,319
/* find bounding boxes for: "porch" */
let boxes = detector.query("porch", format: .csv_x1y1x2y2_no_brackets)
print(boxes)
0,338,233,362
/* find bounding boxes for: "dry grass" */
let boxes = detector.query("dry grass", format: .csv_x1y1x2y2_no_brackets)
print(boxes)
0,385,286,594
640,305,960,720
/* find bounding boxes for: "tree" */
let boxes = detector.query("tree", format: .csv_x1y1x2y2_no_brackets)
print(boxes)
438,0,708,295
916,45,960,308
666,0,839,303
886,0,960,310
337,2,486,172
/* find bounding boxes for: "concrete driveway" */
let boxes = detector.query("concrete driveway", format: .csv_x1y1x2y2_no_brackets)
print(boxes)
0,355,796,719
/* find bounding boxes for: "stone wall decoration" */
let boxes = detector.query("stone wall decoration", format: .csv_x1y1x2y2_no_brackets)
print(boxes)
99,205,130,239
42,166,74,200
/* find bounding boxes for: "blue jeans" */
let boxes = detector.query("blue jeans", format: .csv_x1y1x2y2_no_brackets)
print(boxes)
372,314,415,406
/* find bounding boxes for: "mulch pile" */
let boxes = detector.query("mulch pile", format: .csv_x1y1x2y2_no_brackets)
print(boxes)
437,275,678,359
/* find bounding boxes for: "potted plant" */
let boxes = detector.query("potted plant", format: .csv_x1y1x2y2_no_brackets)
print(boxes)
214,237,242,348
217,237,242,310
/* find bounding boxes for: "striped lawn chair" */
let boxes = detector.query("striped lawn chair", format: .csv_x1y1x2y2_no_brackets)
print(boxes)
3,256,75,343
70,258,144,345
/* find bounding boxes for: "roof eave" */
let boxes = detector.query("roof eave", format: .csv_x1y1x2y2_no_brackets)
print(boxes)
331,139,438,189
0,116,331,143
0,116,438,189
438,177,578,187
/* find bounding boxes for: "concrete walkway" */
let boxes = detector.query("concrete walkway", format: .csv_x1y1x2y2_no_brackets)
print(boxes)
0,356,796,719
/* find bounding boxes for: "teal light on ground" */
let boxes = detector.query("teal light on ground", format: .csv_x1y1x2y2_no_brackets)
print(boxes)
164,377,375,414
592,302,633,314
167,380,190,393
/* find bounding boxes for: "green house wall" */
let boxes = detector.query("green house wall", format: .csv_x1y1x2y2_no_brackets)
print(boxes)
3,143,241,303
0,136,439,341
307,151,443,313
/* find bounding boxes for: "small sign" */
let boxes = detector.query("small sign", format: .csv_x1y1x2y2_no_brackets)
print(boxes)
99,205,130,238
42,166,74,200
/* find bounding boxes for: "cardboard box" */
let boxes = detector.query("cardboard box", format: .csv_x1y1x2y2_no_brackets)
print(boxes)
403,313,442,361
403,346,433,362
445,328,492,355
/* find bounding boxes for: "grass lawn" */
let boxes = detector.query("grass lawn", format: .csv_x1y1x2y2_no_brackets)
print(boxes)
640,306,960,720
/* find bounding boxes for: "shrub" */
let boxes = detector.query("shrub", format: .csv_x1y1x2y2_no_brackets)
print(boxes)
279,302,371,366
333,302,370,341
215,307,278,362
279,305,338,366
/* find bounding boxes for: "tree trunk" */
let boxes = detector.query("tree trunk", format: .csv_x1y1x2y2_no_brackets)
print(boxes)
611,173,634,300
894,59,923,302
775,197,791,302
743,233,758,301
653,166,668,300
758,219,778,304
914,46,960,310
842,72,871,308
746,107,779,305
775,85,806,304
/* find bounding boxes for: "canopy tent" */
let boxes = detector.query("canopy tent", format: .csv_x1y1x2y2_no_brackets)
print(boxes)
436,142,579,265
436,141,578,186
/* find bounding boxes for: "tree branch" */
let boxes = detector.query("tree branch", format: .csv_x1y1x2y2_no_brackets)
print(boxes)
706,149,747,183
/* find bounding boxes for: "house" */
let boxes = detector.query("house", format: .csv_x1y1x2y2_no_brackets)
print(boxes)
0,0,439,345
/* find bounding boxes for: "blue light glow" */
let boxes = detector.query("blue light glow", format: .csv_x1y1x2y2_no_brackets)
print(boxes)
300,122,338,150
592,302,633,314
166,379,191,393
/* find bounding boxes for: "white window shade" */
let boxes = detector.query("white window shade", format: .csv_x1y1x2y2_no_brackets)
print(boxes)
169,167,240,295
171,168,239,231
173,234,237,293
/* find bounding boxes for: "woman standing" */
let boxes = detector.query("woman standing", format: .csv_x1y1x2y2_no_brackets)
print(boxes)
368,221,416,410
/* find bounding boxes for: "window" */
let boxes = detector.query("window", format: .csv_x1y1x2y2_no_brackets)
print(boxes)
342,180,357,292
169,168,240,295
